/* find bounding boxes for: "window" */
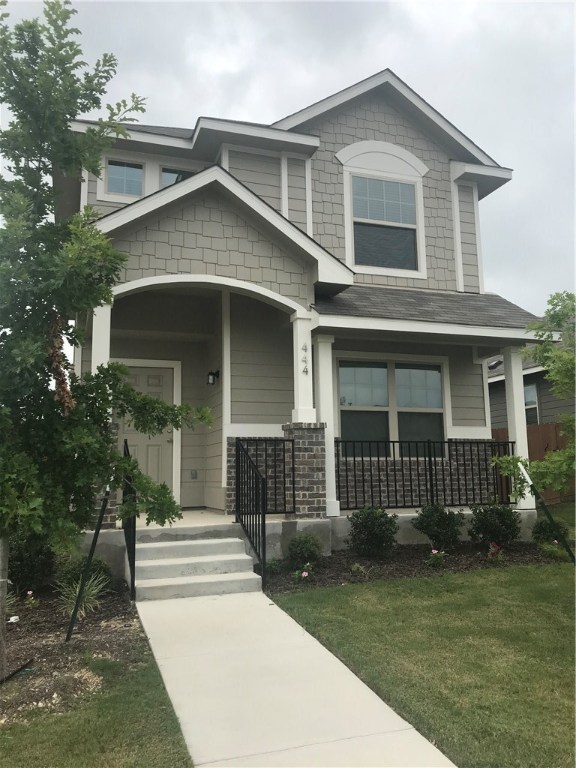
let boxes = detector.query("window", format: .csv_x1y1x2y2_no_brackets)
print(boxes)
161,168,195,188
338,361,444,449
107,160,143,196
352,176,418,270
336,141,429,278
524,382,539,425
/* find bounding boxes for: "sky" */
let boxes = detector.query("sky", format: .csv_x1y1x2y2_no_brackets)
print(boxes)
6,0,576,317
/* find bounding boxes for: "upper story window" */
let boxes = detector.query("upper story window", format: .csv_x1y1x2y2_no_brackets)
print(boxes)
107,160,143,196
161,168,195,188
336,141,429,280
352,176,417,270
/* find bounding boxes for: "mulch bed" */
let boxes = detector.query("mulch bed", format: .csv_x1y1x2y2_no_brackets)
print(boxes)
264,542,563,594
1,585,146,726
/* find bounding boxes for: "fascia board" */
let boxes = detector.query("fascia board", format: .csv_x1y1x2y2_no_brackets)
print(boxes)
69,120,193,151
312,313,540,341
451,161,513,198
191,118,320,153
489,365,546,383
95,166,353,287
273,70,497,166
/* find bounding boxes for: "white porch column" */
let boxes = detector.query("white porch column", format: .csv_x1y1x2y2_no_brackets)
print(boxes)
291,313,316,423
313,335,340,517
91,304,111,373
503,346,535,509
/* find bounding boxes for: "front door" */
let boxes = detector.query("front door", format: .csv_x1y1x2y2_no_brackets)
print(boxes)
120,366,174,489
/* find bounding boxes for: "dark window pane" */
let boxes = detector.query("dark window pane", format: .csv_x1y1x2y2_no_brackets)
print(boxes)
341,411,389,442
525,406,539,425
398,412,444,443
161,168,195,188
354,223,417,270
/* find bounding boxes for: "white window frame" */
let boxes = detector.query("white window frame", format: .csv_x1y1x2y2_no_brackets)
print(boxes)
335,352,450,443
524,381,539,425
337,141,428,280
101,156,146,202
159,166,196,189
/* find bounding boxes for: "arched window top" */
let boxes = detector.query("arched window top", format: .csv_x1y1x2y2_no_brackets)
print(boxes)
336,140,429,179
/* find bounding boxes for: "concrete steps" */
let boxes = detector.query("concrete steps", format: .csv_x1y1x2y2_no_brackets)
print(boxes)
134,533,261,601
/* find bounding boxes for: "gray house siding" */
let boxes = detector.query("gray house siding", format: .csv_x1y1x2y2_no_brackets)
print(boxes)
489,372,575,429
111,190,313,307
299,94,457,291
287,158,307,230
86,172,123,216
230,294,294,424
228,151,282,212
458,185,480,293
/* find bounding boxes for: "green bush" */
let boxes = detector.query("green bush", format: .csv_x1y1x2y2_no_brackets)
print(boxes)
531,518,570,544
287,533,322,567
54,555,112,587
264,558,283,575
8,529,55,593
348,506,398,558
55,572,110,619
538,542,571,562
412,503,464,550
469,504,521,547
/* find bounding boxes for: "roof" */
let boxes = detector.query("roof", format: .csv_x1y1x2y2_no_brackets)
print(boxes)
487,356,544,380
314,285,537,330
73,118,194,140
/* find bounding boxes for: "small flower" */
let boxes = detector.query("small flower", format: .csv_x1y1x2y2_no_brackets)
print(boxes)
8,616,19,623
302,571,309,578
431,549,439,555
553,540,559,545
27,590,33,597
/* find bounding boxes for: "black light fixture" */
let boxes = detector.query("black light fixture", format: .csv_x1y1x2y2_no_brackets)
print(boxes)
207,370,220,386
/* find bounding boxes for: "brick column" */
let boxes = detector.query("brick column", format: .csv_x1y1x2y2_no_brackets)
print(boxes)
282,423,327,518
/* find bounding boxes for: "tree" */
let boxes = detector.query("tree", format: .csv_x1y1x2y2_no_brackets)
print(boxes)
524,291,575,494
0,0,209,678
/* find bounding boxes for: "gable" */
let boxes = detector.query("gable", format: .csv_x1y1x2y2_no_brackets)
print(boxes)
109,187,316,308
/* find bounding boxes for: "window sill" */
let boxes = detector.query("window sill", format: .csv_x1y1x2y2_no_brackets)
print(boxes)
353,263,428,280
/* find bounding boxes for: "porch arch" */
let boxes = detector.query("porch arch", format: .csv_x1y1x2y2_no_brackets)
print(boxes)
112,274,308,319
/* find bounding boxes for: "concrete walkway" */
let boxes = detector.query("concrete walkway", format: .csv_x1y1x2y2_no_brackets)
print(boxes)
137,592,456,768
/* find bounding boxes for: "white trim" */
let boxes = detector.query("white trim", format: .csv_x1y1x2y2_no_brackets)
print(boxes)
291,314,317,422
191,117,320,152
481,359,492,432
313,335,340,516
221,291,231,487
223,142,309,161
472,183,485,293
112,274,308,318
220,145,229,171
80,168,89,209
445,425,492,439
70,120,193,150
313,312,539,342
110,357,182,504
280,154,289,218
450,161,512,199
272,69,497,166
451,181,464,292
91,304,111,373
97,155,146,204
96,165,354,288
339,145,428,280
305,158,313,237
488,365,546,384
73,344,83,378
225,424,284,438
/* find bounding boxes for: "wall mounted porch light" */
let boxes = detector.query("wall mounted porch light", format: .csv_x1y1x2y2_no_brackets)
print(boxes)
207,370,220,386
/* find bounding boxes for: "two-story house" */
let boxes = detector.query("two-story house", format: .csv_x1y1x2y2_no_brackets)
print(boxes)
63,69,538,530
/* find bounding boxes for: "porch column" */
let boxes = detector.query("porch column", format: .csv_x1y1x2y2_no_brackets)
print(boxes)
502,346,535,509
313,335,340,517
91,304,111,373
291,313,316,422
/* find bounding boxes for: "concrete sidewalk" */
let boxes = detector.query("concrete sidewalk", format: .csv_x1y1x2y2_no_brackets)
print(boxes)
137,592,456,768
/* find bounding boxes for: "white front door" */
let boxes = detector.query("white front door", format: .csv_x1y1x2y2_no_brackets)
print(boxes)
120,366,174,489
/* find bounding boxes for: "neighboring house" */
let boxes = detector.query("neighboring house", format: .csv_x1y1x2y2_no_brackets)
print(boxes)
488,357,575,428
60,69,540,523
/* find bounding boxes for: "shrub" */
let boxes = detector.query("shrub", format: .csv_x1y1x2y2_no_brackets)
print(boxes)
531,518,570,544
538,542,571,562
8,529,55,593
4,589,18,616
348,506,398,558
292,562,314,583
54,555,112,587
264,558,283,575
287,533,322,567
426,549,447,568
55,572,110,619
469,504,521,547
412,503,464,550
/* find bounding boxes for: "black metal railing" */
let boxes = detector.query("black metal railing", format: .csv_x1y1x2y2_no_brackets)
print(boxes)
236,438,295,515
122,440,137,600
336,439,514,510
235,438,267,587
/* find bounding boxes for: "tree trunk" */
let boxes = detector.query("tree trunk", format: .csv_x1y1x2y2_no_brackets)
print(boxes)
0,536,9,680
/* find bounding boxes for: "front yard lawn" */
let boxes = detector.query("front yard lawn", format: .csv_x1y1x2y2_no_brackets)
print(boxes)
275,564,574,768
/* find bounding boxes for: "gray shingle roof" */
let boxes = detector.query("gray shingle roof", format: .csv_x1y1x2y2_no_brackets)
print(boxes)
74,119,194,139
314,285,537,329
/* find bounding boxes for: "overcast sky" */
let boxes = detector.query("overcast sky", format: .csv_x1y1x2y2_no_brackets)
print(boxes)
7,0,575,317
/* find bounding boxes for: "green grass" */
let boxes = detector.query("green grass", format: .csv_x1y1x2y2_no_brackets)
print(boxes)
275,565,575,768
545,501,576,541
0,656,192,768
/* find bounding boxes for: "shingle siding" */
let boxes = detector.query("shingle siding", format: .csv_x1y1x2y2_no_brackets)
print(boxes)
458,185,480,293
299,94,457,290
